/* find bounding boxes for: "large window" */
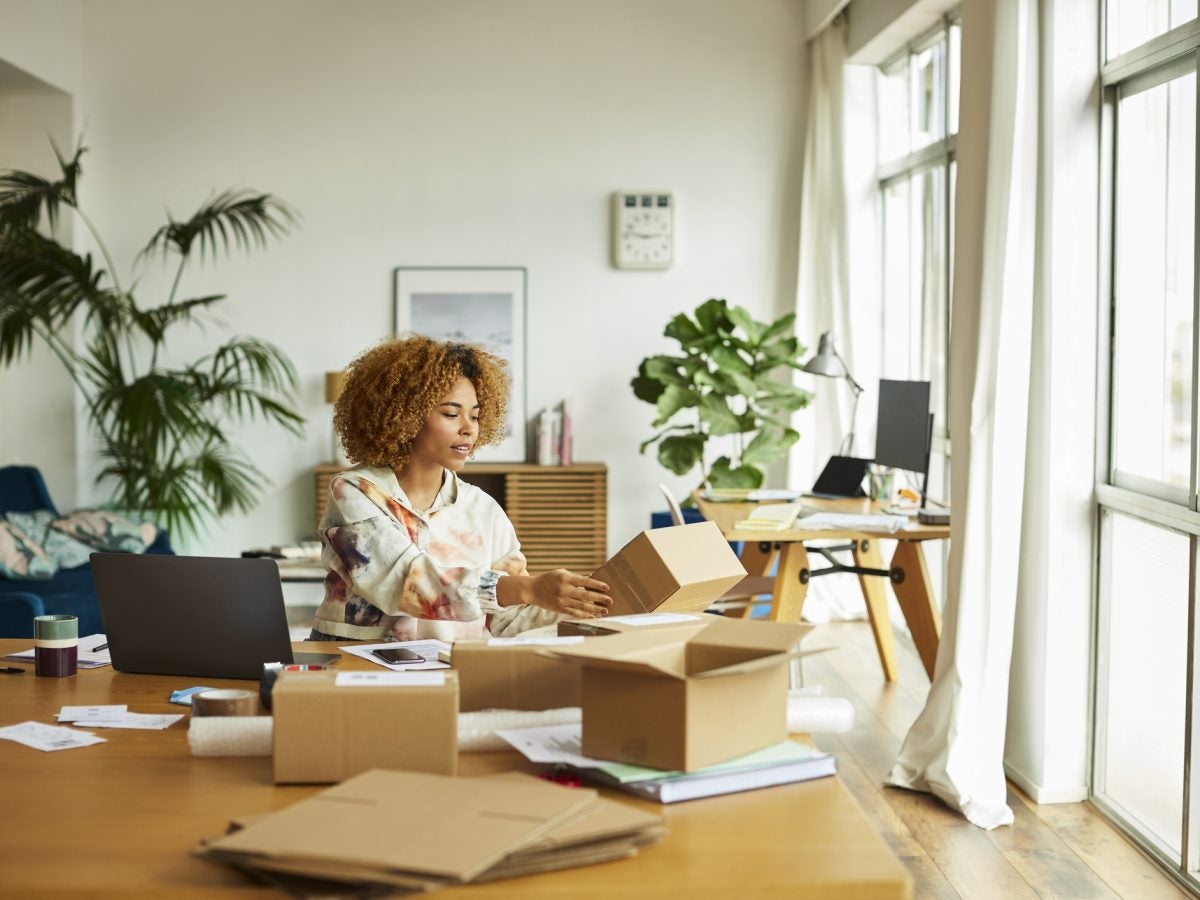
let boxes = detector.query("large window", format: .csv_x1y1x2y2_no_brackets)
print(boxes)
875,17,960,505
1096,1,1200,886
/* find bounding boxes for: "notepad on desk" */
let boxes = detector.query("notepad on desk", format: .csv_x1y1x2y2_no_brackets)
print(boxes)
733,501,804,531
794,511,910,534
585,739,836,803
2,633,112,668
498,724,835,804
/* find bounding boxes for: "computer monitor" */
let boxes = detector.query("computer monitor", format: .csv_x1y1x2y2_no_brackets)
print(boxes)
873,379,932,475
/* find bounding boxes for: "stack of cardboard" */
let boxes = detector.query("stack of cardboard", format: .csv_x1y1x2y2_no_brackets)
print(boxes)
197,769,664,892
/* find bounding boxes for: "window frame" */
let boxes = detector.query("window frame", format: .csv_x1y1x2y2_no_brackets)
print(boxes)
875,13,960,467
1094,6,1200,886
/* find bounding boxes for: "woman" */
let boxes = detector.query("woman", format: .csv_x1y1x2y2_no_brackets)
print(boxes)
309,334,612,642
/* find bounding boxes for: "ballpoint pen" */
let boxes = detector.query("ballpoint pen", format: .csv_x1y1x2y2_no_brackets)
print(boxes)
93,643,108,652
0,666,25,674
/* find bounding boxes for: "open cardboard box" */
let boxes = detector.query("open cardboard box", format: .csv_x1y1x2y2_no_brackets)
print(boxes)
273,669,458,783
591,521,746,618
544,616,812,771
449,638,582,711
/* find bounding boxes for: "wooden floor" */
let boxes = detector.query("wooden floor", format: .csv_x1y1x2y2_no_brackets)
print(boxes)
806,619,1191,899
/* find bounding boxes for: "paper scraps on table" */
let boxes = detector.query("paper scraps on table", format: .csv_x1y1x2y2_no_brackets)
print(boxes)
0,721,107,751
56,705,184,730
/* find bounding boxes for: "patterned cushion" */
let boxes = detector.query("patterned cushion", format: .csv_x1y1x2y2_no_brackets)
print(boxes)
6,510,93,570
0,518,58,580
50,510,158,554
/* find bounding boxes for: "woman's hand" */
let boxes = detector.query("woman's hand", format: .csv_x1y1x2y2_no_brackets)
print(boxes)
497,569,613,618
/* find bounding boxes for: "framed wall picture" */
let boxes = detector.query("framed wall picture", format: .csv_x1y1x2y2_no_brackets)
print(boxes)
393,266,527,463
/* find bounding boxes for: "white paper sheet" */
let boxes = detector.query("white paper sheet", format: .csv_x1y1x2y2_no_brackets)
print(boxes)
604,612,703,626
335,671,446,687
55,705,183,730
80,713,184,730
56,705,127,723
340,639,451,671
495,722,606,769
0,721,106,751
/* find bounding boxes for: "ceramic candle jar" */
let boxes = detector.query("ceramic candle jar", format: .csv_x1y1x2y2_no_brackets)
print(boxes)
34,614,78,677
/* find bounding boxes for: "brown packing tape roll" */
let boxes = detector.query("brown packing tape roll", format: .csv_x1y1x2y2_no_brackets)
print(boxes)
192,689,260,717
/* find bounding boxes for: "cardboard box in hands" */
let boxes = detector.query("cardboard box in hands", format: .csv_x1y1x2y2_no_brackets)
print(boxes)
591,521,746,618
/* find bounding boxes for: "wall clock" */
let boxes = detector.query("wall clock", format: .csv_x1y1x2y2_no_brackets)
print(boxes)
612,191,674,270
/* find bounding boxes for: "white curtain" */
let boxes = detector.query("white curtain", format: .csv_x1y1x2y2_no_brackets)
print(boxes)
885,0,1040,829
796,16,853,465
794,19,873,624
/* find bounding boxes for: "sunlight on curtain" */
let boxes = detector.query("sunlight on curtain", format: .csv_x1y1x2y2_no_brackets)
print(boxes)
886,0,1039,829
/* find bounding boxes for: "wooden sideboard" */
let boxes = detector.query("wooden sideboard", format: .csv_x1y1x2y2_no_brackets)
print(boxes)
313,462,608,575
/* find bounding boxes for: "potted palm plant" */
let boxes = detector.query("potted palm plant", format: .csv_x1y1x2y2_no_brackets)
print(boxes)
0,141,304,538
632,297,812,490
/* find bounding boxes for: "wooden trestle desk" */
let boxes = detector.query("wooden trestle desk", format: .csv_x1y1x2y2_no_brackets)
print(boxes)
0,639,910,898
696,494,950,682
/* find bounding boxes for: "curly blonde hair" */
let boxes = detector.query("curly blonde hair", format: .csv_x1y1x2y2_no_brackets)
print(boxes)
334,334,511,468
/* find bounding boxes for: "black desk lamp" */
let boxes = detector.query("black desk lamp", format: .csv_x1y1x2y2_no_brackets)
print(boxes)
801,331,864,455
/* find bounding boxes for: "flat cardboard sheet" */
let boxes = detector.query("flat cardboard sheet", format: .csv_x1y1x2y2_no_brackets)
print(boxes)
200,769,665,889
204,769,598,882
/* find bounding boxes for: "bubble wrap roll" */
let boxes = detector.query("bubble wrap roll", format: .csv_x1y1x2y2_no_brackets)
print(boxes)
188,715,274,757
787,696,855,734
458,707,581,752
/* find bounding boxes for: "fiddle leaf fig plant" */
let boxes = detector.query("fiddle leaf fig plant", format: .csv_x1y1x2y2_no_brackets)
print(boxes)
632,298,812,489
0,140,304,539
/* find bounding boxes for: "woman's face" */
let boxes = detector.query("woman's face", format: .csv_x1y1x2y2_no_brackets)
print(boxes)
408,376,479,471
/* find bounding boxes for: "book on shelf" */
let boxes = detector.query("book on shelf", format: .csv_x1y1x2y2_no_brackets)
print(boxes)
733,501,804,531
536,400,573,466
574,739,835,804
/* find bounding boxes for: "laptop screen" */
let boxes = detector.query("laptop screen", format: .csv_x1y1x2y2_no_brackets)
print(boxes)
92,553,298,680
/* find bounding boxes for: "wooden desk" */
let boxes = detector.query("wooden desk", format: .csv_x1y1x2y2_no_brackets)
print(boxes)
0,640,910,898
696,495,950,682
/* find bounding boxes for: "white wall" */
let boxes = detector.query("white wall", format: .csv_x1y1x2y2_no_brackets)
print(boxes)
0,0,83,506
0,89,77,505
803,0,847,39
0,0,83,96
2,0,809,557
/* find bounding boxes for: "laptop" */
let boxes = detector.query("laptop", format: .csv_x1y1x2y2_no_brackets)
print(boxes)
91,553,338,679
807,455,870,499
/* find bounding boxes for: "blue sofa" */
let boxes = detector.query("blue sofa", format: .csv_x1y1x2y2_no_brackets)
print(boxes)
0,466,174,637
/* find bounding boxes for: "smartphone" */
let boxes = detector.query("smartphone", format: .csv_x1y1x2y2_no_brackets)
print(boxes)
371,647,425,665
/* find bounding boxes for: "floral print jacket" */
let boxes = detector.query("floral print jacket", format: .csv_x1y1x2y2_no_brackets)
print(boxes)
313,466,558,641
